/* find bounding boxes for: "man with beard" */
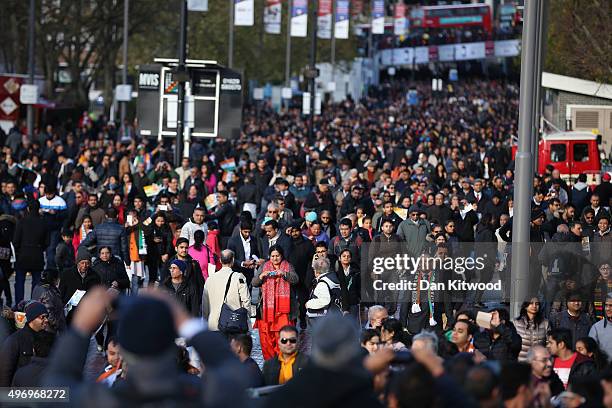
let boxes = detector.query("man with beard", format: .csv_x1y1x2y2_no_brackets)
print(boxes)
75,193,105,228
288,221,315,329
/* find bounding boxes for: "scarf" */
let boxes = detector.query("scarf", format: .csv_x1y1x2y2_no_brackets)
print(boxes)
411,269,437,326
80,224,90,241
261,260,292,323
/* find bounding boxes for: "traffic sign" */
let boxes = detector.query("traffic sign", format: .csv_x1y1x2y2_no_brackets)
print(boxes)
115,84,132,102
19,84,38,104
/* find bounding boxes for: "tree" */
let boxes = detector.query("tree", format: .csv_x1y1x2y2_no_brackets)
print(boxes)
545,0,612,84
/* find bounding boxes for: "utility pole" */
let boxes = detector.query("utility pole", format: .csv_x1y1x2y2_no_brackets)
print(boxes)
307,0,318,141
510,0,544,317
120,0,129,125
26,0,35,141
330,0,336,83
285,0,292,87
228,0,234,68
531,0,548,172
175,0,188,166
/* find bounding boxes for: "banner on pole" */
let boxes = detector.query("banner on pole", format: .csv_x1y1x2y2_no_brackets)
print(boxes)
291,0,308,37
317,0,332,39
334,0,349,39
371,0,385,34
393,2,406,36
264,0,282,34
235,0,254,26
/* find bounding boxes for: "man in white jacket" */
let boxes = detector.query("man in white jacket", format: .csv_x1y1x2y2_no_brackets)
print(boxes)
202,250,250,331
305,257,341,327
180,206,208,246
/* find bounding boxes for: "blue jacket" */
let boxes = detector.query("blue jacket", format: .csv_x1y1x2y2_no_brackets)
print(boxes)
79,220,129,262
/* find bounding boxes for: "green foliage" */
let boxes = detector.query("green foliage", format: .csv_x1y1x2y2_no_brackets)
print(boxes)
545,0,612,84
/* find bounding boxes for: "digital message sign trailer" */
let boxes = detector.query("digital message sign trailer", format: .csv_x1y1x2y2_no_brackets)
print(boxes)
137,59,243,140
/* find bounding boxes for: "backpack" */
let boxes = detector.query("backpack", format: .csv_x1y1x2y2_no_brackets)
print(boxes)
319,278,344,313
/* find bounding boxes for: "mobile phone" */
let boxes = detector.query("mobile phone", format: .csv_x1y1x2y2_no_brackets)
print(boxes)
126,215,134,225
159,205,168,211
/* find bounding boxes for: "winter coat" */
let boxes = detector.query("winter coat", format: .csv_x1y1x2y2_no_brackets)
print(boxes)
75,205,106,228
550,311,593,346
162,277,200,317
205,202,236,237
55,241,76,271
473,322,522,361
397,218,431,256
91,257,130,291
79,220,129,262
568,353,597,387
514,316,550,362
0,324,37,386
11,356,48,387
589,318,612,359
335,263,361,309
202,267,250,331
32,283,66,334
571,182,590,214
13,212,48,271
58,266,102,305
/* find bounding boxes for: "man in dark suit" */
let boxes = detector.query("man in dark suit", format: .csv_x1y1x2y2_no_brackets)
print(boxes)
227,220,263,283
205,190,236,248
260,219,293,259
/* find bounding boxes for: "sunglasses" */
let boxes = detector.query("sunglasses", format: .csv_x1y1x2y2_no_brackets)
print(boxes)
280,337,297,344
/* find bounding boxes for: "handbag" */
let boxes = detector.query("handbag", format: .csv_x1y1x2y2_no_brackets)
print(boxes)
218,272,249,334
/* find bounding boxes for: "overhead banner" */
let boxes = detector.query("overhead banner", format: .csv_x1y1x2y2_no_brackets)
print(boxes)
371,0,385,34
334,0,349,39
352,0,363,16
235,0,254,26
393,2,406,36
264,0,282,34
291,0,308,37
0,76,23,123
317,0,333,39
317,0,332,40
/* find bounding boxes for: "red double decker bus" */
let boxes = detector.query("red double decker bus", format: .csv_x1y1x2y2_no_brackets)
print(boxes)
410,3,493,33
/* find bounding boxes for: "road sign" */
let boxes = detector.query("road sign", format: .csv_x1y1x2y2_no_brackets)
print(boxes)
19,84,38,104
115,84,132,102
281,87,292,99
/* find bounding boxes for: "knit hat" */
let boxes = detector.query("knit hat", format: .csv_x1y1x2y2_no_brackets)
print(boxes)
170,259,187,274
531,208,544,222
25,301,47,322
311,314,361,369
117,297,177,357
76,246,91,263
408,205,421,214
305,211,318,222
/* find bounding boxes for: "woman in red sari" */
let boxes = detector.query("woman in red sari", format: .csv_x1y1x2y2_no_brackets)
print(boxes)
252,245,299,360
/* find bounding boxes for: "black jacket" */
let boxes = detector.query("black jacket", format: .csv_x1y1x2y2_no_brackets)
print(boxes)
473,322,522,361
162,278,201,317
568,353,597,387
32,283,66,334
91,257,130,291
59,266,102,305
261,232,293,260
79,219,129,262
227,234,261,280
264,358,383,408
205,202,236,237
13,212,48,271
11,356,48,387
55,241,76,271
262,352,309,386
335,263,361,309
143,224,173,267
288,237,315,287
0,324,37,386
43,328,249,407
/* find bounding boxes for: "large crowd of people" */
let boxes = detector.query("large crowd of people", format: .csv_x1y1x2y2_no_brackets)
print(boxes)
0,78,611,406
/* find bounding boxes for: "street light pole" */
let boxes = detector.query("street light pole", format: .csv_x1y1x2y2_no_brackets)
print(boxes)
175,0,188,167
308,0,318,141
26,0,35,141
120,0,129,125
285,0,292,87
228,0,234,68
510,0,544,317
330,0,336,84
